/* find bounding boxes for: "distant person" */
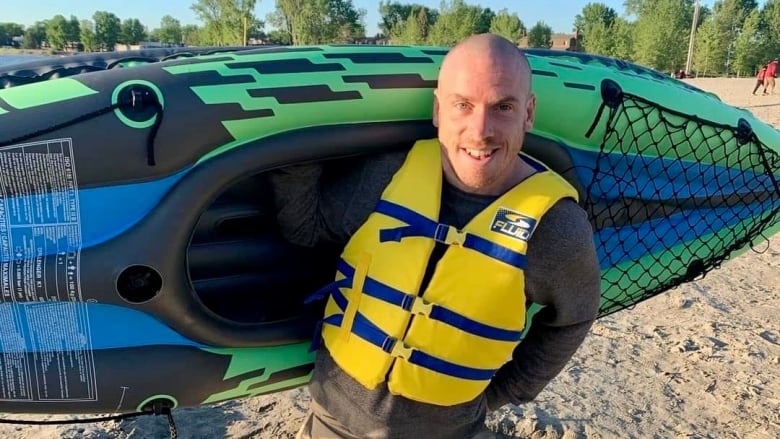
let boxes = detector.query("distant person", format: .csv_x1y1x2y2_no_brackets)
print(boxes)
763,58,778,95
753,65,767,95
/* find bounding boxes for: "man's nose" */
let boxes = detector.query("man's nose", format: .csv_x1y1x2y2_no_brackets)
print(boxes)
469,107,494,139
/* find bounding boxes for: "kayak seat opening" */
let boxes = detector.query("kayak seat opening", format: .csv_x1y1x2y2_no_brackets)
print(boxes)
184,131,582,327
187,172,338,325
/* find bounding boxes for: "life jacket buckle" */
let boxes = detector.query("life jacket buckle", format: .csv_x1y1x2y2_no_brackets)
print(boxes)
434,224,466,246
410,297,433,316
390,340,414,360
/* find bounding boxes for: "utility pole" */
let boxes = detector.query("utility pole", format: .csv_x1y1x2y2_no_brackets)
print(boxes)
686,0,701,76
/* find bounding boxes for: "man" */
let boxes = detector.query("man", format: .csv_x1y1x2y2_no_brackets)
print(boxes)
269,33,601,439
753,65,767,95
763,58,778,95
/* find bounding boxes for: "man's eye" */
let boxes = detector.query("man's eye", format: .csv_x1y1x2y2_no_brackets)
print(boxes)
455,102,469,110
497,103,513,112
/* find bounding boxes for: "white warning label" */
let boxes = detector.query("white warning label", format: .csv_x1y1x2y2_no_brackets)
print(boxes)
0,139,96,402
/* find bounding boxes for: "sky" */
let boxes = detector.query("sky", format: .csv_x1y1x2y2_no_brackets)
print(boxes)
0,0,752,36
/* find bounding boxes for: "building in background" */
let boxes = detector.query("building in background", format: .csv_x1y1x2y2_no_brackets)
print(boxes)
518,29,582,51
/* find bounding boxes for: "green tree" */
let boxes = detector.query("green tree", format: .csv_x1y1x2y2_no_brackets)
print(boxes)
328,0,366,42
266,28,292,44
80,20,97,52
733,8,763,75
574,2,617,31
391,8,427,44
382,3,437,44
23,21,47,49
476,8,494,34
581,21,611,55
574,3,618,55
239,0,258,45
488,9,524,43
378,2,437,36
611,17,635,61
269,0,364,45
155,15,183,44
46,15,69,50
631,0,694,72
181,24,203,45
93,11,121,51
192,0,261,45
527,21,552,48
388,5,438,44
696,0,758,75
760,0,780,58
0,23,25,46
693,18,722,75
120,18,147,45
427,0,483,46
66,16,80,44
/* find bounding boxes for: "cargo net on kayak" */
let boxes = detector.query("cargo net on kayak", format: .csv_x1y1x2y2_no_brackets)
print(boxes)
585,79,780,317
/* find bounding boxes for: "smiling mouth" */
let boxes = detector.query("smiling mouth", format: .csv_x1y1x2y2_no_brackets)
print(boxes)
462,148,497,160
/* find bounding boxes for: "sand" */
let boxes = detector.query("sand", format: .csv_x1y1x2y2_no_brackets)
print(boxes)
0,77,777,439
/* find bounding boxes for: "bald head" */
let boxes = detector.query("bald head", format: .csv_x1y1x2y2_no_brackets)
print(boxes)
439,33,532,93
432,33,538,195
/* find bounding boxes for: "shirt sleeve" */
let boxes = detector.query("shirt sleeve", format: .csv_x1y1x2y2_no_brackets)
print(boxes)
266,162,342,247
485,199,601,409
266,151,408,248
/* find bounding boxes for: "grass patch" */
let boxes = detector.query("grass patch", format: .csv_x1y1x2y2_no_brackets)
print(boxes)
0,47,55,55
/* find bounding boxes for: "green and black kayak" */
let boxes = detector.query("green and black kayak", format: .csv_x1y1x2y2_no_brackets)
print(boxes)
0,45,777,414
0,46,252,88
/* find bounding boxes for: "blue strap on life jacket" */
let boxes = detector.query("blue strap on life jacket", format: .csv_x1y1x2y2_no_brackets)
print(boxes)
320,301,499,381
374,200,527,270
319,259,525,342
520,153,548,173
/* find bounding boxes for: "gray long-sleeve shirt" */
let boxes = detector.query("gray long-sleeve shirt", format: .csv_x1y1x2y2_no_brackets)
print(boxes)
268,149,601,439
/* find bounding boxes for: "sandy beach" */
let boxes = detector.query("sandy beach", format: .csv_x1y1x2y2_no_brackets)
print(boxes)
0,77,777,439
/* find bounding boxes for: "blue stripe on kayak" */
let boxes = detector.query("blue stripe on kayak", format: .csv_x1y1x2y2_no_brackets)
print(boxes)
569,148,778,201
0,169,189,261
78,170,189,247
0,302,204,352
594,197,779,269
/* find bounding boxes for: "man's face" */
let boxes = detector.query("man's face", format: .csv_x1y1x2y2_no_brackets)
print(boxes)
433,52,535,196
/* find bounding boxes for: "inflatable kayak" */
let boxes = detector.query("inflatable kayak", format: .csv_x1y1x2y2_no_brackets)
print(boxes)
0,44,777,414
0,46,253,88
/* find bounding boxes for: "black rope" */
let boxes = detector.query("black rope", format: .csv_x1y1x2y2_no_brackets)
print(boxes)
0,406,178,438
585,101,608,139
163,407,179,439
0,411,148,425
0,96,163,167
146,100,164,166
0,103,122,149
754,133,780,198
585,88,780,318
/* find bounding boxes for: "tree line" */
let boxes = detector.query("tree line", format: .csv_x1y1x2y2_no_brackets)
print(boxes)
0,0,776,76
575,0,773,77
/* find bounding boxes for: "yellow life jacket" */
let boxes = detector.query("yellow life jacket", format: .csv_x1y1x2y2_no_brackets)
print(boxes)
312,138,578,406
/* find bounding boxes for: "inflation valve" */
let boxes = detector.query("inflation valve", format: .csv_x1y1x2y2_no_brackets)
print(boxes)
736,118,754,145
116,84,161,125
117,265,163,303
112,80,165,166
586,79,624,138
600,79,624,109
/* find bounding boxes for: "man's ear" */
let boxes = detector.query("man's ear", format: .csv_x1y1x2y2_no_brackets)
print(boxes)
432,89,440,128
524,93,536,132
